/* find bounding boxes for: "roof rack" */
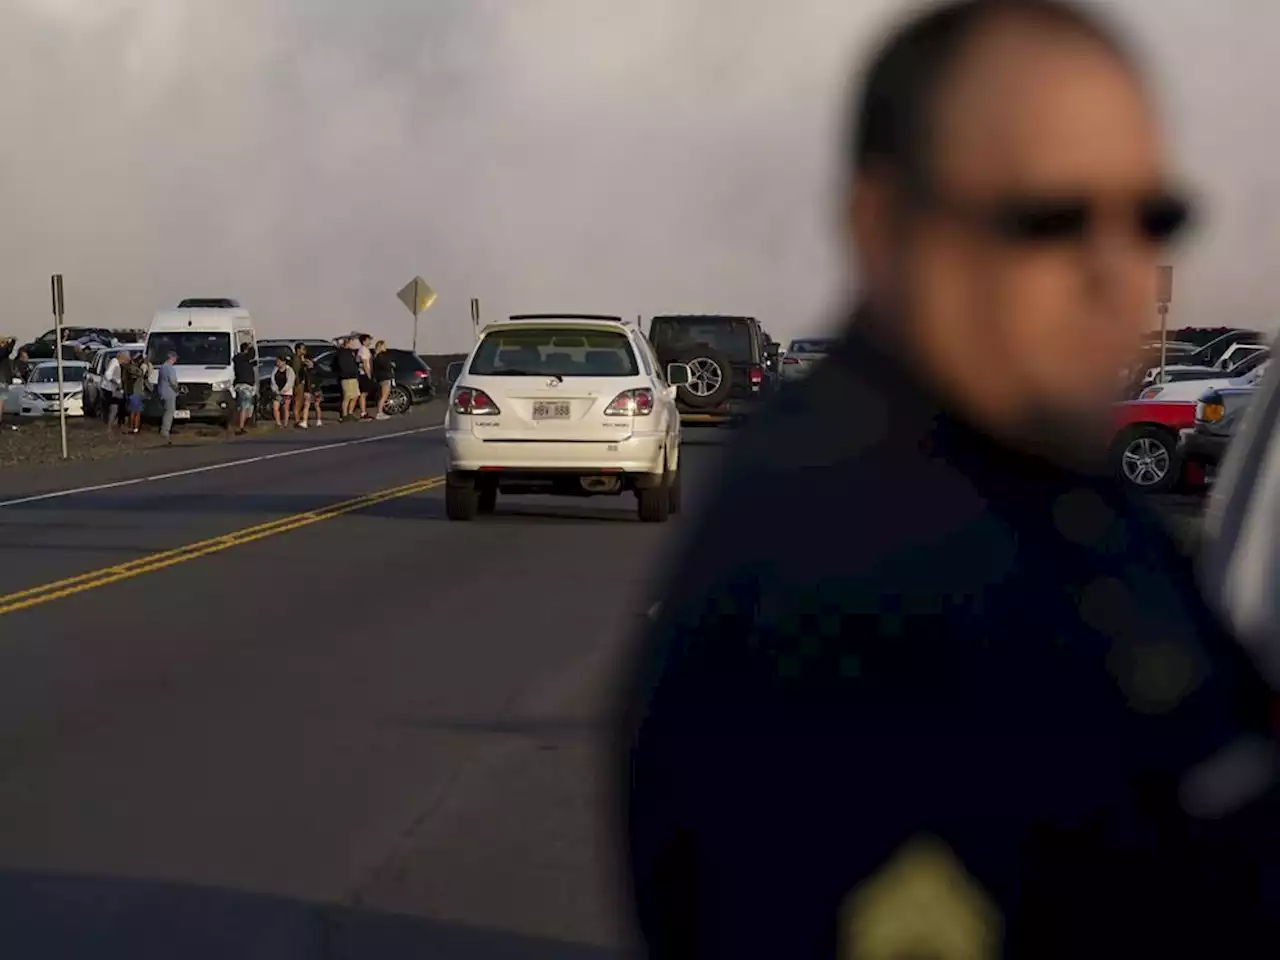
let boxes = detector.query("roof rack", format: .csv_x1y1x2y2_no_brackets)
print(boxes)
506,313,626,323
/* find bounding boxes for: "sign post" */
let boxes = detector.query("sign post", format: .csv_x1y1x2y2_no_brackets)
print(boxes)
396,276,437,354
470,297,481,341
50,274,68,460
1156,265,1173,383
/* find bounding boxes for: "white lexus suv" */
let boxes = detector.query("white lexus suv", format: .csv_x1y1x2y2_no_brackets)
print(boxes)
444,314,690,522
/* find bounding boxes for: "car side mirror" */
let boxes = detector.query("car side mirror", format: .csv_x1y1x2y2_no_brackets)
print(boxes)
667,362,691,386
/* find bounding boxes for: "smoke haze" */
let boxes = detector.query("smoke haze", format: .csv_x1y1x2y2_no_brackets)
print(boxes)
1,0,1275,349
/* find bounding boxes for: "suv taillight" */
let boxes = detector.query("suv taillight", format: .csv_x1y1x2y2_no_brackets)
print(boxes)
452,387,500,415
412,368,429,378
749,366,764,386
782,356,799,365
605,388,654,416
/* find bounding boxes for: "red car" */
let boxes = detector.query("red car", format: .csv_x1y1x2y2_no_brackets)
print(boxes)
1111,399,1201,493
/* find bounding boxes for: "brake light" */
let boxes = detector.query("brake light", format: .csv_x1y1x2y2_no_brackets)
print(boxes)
749,366,764,386
452,387,500,415
412,368,429,378
605,388,654,416
782,356,799,365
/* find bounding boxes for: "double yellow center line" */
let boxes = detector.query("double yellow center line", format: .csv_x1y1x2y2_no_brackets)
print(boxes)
0,475,445,617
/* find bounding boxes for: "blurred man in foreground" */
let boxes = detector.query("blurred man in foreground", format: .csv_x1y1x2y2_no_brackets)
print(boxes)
620,2,1280,956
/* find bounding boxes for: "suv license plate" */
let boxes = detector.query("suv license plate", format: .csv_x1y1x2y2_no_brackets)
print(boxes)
532,401,570,420
174,410,191,420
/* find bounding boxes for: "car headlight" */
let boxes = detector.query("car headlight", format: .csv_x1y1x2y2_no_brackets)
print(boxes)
22,391,41,402
212,378,233,391
1140,386,1163,400
66,390,82,400
1196,396,1225,423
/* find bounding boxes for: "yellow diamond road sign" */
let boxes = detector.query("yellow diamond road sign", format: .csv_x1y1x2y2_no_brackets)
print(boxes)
397,277,436,317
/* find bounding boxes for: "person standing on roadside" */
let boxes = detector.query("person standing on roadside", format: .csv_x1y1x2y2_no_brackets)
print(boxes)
13,347,30,385
357,334,375,421
231,340,256,435
620,3,1280,957
270,354,296,427
157,350,180,444
0,337,14,430
122,351,145,434
336,336,361,422
372,340,395,420
290,343,312,428
102,350,126,433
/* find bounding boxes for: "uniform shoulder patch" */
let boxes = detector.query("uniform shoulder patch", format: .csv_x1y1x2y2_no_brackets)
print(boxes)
840,834,1002,960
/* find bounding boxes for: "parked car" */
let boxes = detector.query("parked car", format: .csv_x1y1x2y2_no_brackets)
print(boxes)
1176,384,1258,482
18,360,89,418
780,337,836,384
1199,336,1280,682
83,343,146,417
647,313,777,424
1110,399,1199,493
1139,352,1269,402
20,327,115,361
256,338,334,360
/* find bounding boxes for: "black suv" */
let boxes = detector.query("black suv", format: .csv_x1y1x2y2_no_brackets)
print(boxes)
648,314,779,424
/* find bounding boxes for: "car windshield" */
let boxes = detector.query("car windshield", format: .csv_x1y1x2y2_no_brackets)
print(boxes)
147,332,231,366
788,338,834,354
650,318,753,363
469,328,639,377
30,365,86,383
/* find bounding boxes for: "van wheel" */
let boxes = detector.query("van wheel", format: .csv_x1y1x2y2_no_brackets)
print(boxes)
446,483,479,521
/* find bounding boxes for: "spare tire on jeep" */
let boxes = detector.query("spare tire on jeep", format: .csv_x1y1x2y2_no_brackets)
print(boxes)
661,343,733,409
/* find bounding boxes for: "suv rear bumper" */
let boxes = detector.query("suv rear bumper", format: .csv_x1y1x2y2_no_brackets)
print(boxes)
446,430,666,475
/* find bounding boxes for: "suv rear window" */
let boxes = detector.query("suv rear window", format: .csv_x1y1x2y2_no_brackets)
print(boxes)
650,318,754,363
788,339,834,354
469,328,638,377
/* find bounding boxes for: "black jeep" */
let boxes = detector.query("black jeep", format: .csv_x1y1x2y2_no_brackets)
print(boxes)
648,314,779,424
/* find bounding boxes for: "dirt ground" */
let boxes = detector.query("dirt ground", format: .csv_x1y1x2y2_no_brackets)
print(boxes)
0,416,274,468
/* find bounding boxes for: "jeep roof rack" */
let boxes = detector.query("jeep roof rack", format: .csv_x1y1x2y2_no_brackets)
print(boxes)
506,313,625,323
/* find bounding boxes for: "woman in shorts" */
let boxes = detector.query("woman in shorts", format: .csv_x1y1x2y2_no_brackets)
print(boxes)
271,354,296,427
372,340,395,420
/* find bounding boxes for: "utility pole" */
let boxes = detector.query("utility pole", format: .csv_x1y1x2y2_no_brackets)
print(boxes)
50,274,68,460
1156,264,1173,383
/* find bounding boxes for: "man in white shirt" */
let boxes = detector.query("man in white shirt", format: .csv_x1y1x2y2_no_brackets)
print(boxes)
103,350,126,432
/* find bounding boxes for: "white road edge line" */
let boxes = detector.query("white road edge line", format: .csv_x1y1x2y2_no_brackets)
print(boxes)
0,424,445,509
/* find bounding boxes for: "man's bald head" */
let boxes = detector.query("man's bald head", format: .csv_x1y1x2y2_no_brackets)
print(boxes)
851,0,1140,190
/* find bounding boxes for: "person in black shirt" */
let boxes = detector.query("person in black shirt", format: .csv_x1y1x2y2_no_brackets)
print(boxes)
231,341,257,435
335,337,361,422
371,340,395,420
619,2,1280,957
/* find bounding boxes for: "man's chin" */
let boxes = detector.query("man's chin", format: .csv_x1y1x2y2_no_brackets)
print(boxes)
1005,401,1115,475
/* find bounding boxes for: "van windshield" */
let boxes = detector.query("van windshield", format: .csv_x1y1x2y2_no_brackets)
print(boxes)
147,332,231,366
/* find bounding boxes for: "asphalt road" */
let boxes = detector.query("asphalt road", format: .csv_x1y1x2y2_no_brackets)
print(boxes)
0,404,736,959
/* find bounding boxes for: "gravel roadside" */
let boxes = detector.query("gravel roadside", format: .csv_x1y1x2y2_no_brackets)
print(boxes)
0,417,277,468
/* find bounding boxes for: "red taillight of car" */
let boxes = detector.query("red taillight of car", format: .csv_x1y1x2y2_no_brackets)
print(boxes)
782,356,799,365
749,366,764,385
452,387,500,415
605,388,654,416
412,369,429,378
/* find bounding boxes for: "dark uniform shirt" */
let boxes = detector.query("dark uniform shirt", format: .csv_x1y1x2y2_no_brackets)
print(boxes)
620,317,1280,958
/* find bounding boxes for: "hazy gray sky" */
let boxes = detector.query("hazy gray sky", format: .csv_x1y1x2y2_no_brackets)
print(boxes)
2,0,1275,349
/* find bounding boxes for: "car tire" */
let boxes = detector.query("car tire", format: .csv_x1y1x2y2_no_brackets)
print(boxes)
667,463,682,515
637,476,672,523
1113,425,1180,494
446,482,480,521
385,384,411,416
664,344,733,409
478,484,497,514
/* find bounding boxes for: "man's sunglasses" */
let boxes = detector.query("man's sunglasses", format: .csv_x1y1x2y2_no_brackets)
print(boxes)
923,190,1193,246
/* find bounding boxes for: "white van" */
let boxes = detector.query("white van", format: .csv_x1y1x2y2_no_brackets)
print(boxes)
144,301,256,422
